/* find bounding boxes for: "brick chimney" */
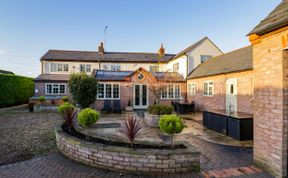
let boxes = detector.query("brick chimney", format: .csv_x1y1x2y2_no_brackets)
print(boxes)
158,43,165,57
98,42,104,54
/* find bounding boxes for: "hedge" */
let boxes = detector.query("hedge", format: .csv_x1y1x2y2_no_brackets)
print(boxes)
0,74,34,108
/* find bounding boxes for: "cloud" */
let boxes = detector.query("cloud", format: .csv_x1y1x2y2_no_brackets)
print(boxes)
0,49,5,55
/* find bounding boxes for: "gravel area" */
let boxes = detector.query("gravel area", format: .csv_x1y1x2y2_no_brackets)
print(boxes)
0,107,62,165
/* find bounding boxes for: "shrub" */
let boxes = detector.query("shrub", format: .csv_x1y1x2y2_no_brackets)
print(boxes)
77,108,100,128
148,104,173,115
0,74,34,108
159,115,184,148
39,96,45,103
117,117,142,146
62,96,69,102
68,73,98,108
58,102,77,130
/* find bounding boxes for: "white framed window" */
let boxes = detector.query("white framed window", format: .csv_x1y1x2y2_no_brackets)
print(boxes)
204,81,214,96
173,63,179,72
80,64,91,73
111,65,121,71
188,82,196,95
200,55,213,63
97,83,120,100
50,63,69,72
103,64,121,71
150,65,159,72
45,83,66,95
161,84,181,99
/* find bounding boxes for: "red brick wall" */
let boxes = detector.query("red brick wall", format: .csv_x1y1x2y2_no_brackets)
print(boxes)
186,70,253,114
250,28,288,177
93,82,186,111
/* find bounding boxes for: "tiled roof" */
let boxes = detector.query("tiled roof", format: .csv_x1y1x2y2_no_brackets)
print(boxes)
174,37,222,59
153,72,185,82
41,50,175,63
34,74,70,82
248,0,288,35
187,46,252,79
95,70,185,82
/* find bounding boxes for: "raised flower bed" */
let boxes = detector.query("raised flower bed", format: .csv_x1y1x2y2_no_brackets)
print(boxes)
55,125,200,174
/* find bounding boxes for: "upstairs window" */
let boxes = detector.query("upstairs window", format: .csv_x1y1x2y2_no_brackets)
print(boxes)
204,81,214,96
200,55,213,63
150,65,159,72
45,84,66,95
173,63,179,72
80,64,91,73
50,63,69,72
103,64,121,71
111,65,121,71
188,83,196,95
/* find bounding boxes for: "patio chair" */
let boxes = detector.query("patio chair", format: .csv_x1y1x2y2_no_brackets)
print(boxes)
113,100,121,113
102,100,112,113
171,101,177,112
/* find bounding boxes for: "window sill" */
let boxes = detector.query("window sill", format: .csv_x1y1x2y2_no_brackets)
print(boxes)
97,98,120,101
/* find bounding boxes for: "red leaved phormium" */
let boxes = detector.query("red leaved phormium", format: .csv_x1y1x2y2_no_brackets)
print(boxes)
117,117,142,146
64,108,77,130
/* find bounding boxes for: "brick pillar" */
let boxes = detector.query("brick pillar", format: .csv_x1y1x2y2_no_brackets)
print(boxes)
252,30,288,177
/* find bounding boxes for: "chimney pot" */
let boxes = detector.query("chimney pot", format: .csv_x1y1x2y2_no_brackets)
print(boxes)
158,43,165,57
98,42,105,54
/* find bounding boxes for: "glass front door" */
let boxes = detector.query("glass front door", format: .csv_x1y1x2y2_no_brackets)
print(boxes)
134,84,148,109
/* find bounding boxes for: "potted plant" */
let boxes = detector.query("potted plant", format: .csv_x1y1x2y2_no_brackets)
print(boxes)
159,114,184,148
144,104,173,127
125,99,133,112
38,96,46,104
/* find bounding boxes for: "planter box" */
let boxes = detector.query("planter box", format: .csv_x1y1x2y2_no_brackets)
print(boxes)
144,112,162,128
203,110,253,141
34,104,58,112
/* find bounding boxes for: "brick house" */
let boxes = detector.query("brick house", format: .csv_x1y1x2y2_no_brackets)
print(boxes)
186,46,253,114
32,37,221,109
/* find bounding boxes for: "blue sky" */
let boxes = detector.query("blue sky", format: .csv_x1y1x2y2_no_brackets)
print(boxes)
0,0,281,77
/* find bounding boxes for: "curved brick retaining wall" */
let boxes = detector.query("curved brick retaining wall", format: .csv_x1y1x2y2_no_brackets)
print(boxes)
55,127,200,174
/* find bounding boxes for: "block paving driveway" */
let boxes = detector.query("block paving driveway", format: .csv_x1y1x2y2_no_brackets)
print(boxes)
0,108,274,178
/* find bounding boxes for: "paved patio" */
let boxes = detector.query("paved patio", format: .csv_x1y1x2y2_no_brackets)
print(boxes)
0,109,273,177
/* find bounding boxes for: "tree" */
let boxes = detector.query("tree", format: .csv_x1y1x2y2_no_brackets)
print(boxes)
149,72,180,104
68,73,98,108
78,108,100,140
159,115,184,148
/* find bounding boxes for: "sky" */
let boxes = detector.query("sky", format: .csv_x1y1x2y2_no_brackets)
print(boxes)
0,0,281,77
